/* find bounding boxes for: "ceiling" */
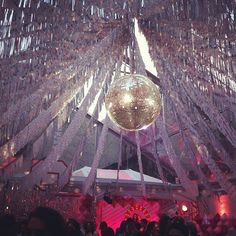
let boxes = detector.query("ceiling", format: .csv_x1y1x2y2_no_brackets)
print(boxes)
0,0,236,203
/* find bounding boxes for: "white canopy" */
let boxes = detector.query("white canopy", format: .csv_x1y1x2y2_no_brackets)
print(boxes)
70,166,163,184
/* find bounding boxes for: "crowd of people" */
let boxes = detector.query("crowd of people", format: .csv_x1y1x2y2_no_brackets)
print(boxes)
0,206,236,236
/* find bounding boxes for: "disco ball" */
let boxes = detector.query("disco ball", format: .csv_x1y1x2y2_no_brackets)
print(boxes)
105,74,161,131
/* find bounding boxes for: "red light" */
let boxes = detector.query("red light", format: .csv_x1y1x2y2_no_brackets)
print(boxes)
216,195,230,216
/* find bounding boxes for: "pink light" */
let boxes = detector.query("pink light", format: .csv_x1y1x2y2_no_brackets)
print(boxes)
96,198,160,235
216,195,230,216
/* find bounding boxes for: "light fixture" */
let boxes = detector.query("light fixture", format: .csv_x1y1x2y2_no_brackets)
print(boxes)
182,205,188,212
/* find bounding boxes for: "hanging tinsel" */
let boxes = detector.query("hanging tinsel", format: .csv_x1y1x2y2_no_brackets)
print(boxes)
156,116,198,199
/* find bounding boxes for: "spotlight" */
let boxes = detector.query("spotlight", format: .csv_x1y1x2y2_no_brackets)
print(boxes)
182,205,188,212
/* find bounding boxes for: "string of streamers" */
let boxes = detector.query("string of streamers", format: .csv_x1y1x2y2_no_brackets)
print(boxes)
159,59,236,184
83,115,110,194
139,9,236,147
135,131,146,197
150,123,167,184
130,18,147,196
116,131,123,192
58,58,124,190
170,99,214,194
139,4,236,195
156,113,198,198
0,26,128,159
166,86,236,198
20,40,126,190
160,57,236,182
197,144,236,202
82,55,124,194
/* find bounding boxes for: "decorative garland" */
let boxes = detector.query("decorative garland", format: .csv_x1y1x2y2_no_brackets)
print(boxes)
156,116,198,199
138,7,236,199
20,36,127,190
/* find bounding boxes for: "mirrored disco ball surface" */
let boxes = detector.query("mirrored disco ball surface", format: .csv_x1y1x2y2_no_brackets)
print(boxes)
105,74,161,131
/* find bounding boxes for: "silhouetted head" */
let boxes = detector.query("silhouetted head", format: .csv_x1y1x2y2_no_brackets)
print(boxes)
27,207,66,236
0,214,17,236
84,221,96,233
119,220,127,233
159,214,171,235
167,219,189,236
66,218,82,236
146,221,159,235
100,221,108,231
186,221,197,236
